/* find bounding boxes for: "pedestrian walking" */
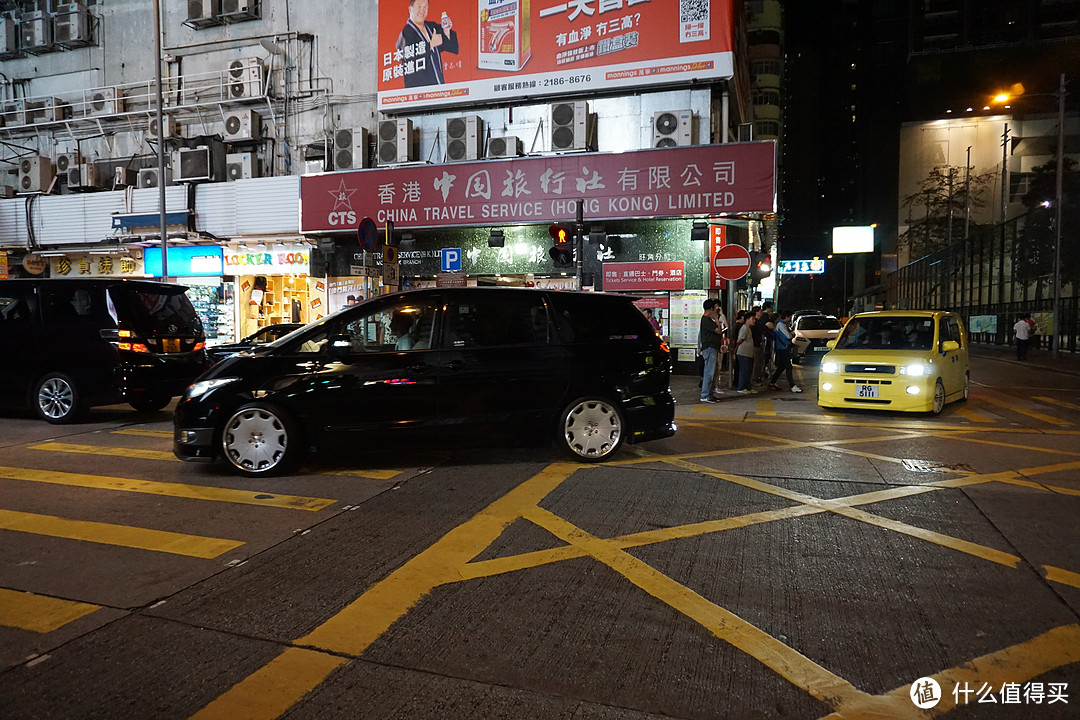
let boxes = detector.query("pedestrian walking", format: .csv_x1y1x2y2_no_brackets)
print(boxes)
768,311,802,393
1013,313,1031,360
736,313,758,394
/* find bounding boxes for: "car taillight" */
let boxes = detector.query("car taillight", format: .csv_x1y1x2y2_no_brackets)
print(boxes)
193,342,206,351
659,340,670,354
118,342,150,353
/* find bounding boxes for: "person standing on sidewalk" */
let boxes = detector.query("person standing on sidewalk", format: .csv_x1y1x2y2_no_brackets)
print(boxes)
768,311,802,393
736,313,758,394
749,306,766,386
699,300,725,402
1013,313,1031,360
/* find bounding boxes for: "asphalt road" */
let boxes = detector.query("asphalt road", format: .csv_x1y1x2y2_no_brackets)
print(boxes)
1,350,1078,720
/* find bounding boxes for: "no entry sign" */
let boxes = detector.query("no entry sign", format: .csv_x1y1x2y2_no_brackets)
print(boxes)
712,244,751,281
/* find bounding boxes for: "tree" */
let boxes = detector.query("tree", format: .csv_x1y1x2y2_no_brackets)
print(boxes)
898,165,995,258
1015,157,1079,290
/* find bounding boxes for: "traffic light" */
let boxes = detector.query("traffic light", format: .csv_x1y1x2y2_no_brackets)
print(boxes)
752,252,773,280
549,224,573,267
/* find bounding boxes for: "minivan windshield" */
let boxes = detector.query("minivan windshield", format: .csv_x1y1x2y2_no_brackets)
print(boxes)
108,285,203,335
835,315,935,351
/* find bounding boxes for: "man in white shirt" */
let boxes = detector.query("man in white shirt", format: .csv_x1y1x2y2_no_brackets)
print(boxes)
1013,314,1031,360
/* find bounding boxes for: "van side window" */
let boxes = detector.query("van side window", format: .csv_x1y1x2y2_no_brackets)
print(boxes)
0,290,36,322
43,286,106,322
554,296,649,343
444,295,549,348
946,317,962,347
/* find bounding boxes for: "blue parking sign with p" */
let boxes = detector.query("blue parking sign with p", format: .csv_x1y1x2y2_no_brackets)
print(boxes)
441,248,462,272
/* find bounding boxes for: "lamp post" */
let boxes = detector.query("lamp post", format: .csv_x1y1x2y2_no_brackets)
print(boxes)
152,0,168,282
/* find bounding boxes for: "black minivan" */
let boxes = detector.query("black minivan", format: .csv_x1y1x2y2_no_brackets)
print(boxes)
174,287,676,475
0,278,208,423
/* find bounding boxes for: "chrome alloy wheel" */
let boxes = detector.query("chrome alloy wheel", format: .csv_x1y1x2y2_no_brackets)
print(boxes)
562,399,623,460
38,376,75,420
931,380,946,415
221,406,289,473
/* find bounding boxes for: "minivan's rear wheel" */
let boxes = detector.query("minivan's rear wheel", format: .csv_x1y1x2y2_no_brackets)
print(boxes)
34,373,82,424
129,393,171,412
930,379,946,416
220,403,300,476
558,397,624,462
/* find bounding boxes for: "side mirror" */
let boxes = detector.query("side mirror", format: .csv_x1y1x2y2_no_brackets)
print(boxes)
327,334,352,360
941,340,960,353
826,339,837,349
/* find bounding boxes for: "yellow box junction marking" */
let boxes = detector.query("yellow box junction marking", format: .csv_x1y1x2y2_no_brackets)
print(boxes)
980,395,1073,426
953,407,995,423
755,399,776,417
1033,395,1080,412
29,442,177,462
0,466,335,512
188,422,1080,720
111,428,173,438
0,588,100,633
0,509,243,559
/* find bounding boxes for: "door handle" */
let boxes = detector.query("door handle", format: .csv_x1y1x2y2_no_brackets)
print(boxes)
445,359,464,371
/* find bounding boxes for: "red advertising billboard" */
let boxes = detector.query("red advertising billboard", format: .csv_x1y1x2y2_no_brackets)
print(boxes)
378,0,735,111
300,141,776,233
603,261,685,291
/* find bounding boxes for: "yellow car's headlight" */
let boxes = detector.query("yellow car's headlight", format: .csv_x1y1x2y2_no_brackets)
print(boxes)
898,363,932,376
821,361,839,374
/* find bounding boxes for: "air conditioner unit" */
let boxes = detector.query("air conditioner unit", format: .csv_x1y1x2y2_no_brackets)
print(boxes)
223,109,261,142
54,4,91,48
226,57,264,100
332,127,369,170
56,152,81,176
139,167,173,188
486,135,522,158
186,0,223,28
174,145,224,182
226,152,259,181
377,118,416,165
0,15,18,56
220,0,259,21
68,162,101,190
445,115,483,162
113,166,136,187
84,87,123,117
18,156,56,194
25,98,65,124
551,101,595,152
1,99,24,127
147,115,178,140
19,11,52,53
0,185,14,199
652,110,692,148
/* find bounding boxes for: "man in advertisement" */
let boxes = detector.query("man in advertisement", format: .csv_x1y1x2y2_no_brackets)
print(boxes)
396,0,459,87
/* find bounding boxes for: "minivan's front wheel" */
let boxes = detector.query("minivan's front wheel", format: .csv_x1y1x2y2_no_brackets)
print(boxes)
558,397,624,462
930,379,946,416
220,403,300,476
34,373,82,424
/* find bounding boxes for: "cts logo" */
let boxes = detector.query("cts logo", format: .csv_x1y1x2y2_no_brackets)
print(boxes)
328,211,357,226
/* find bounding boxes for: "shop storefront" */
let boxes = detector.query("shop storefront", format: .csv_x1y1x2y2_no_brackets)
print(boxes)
223,242,321,341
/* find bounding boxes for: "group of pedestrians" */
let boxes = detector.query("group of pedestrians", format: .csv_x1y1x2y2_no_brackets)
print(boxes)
699,300,802,402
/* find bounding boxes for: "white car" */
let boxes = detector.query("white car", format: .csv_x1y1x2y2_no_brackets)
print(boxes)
791,314,843,364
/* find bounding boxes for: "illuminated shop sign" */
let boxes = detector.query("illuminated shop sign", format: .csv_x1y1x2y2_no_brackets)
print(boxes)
144,246,224,277
50,254,144,277
223,247,310,275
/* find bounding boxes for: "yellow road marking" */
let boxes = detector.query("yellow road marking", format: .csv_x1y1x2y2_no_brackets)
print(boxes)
29,442,176,462
189,647,347,720
755,400,776,417
926,433,1080,458
319,468,402,481
981,395,1072,426
0,509,243,558
0,466,335,511
953,407,995,423
1043,565,1080,589
112,428,173,438
1034,395,1080,411
0,588,100,633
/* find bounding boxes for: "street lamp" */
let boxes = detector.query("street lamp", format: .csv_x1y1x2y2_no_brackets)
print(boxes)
991,74,1068,355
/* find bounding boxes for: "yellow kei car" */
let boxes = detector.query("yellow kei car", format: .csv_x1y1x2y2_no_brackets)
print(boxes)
817,310,970,415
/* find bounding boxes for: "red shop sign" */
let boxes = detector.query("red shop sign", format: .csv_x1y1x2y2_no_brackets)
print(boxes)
603,261,684,292
300,142,776,233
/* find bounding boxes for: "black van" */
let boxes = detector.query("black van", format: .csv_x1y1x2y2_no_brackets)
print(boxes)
0,278,208,423
174,287,676,475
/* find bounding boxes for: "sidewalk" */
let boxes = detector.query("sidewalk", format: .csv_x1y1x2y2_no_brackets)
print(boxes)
669,341,1080,408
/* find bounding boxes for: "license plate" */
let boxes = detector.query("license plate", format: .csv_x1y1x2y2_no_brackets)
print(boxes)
856,384,878,398
163,338,180,353
814,346,828,351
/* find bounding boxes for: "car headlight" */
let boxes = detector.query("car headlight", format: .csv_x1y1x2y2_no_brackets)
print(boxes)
898,363,932,376
821,362,839,374
186,377,239,399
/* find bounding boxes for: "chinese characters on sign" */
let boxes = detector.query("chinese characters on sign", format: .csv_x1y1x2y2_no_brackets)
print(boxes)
602,261,684,292
50,255,143,277
778,259,825,275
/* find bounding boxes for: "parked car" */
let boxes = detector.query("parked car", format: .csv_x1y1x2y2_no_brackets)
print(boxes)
207,323,303,365
817,310,970,415
791,314,843,363
0,278,208,423
790,309,825,325
174,288,677,475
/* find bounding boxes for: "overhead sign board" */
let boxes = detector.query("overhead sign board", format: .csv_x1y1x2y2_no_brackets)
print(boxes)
300,142,776,233
832,226,874,254
602,261,684,291
778,259,825,275
377,0,735,111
